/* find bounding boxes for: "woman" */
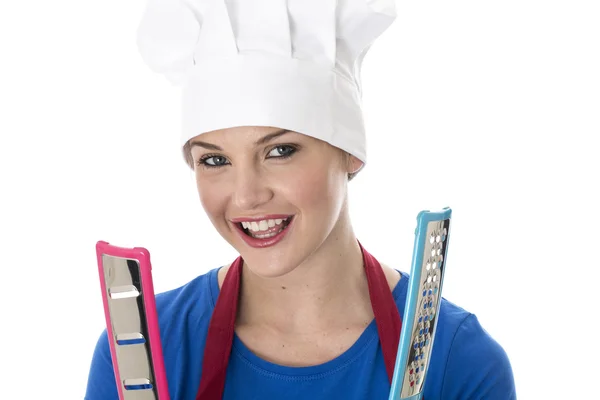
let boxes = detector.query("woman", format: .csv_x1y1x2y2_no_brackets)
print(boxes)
86,0,516,399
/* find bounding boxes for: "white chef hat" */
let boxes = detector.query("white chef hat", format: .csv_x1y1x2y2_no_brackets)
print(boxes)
136,0,396,170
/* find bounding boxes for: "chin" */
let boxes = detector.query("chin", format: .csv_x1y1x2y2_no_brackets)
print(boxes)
224,215,333,279
240,250,303,279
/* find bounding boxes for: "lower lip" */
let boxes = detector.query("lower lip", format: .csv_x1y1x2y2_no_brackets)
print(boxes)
234,217,294,248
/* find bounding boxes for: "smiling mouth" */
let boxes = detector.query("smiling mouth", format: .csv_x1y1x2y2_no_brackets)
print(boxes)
237,216,293,239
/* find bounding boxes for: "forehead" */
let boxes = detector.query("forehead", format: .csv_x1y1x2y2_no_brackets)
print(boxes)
196,126,289,141
189,126,328,150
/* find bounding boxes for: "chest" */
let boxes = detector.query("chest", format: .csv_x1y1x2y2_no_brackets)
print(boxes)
222,331,391,400
234,322,372,367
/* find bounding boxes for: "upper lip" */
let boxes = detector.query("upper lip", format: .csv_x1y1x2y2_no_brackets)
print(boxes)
230,214,293,223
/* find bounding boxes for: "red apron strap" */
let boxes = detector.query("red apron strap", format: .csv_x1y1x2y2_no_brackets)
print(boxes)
358,240,402,383
196,240,402,399
195,256,242,400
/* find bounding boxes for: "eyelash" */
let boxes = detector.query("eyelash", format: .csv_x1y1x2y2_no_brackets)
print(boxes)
196,144,299,169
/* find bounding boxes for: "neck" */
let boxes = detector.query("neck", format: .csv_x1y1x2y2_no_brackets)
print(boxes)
236,212,373,334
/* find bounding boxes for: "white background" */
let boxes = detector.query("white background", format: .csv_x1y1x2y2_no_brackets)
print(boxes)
0,0,598,398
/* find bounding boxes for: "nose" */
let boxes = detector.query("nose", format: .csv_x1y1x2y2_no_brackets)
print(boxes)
231,165,273,211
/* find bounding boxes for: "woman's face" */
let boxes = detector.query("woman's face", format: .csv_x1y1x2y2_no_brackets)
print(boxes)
189,126,361,278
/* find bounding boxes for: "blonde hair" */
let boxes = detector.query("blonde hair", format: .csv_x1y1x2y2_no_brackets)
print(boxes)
182,140,358,181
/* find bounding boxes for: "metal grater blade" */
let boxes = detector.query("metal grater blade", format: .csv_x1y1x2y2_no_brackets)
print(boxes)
400,218,450,398
101,255,159,400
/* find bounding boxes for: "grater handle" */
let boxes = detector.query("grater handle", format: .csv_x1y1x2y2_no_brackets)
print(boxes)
388,208,452,400
96,241,170,400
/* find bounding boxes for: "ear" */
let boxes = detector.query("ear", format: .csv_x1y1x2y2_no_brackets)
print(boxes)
347,153,364,174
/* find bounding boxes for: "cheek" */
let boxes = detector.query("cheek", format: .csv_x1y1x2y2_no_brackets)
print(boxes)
287,162,341,212
196,179,227,220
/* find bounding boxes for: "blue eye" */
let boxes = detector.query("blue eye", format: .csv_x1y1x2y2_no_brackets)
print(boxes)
197,144,298,170
198,155,228,168
267,145,297,158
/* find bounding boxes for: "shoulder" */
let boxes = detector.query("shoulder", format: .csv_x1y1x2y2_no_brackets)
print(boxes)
155,266,220,322
430,299,516,399
386,272,515,400
379,261,402,291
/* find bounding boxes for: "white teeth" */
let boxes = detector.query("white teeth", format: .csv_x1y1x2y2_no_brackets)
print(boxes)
241,217,289,232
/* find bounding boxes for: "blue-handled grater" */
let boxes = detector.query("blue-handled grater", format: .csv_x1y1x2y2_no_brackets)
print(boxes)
388,208,452,400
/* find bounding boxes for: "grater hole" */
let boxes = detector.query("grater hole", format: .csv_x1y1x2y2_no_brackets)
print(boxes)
109,285,140,300
123,378,153,391
116,333,146,346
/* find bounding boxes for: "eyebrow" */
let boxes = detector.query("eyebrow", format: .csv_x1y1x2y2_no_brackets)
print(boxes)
190,129,292,151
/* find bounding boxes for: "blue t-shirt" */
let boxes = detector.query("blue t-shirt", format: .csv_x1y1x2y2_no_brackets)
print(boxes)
85,268,516,399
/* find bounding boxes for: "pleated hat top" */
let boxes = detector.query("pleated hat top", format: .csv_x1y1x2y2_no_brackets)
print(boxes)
136,0,396,167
